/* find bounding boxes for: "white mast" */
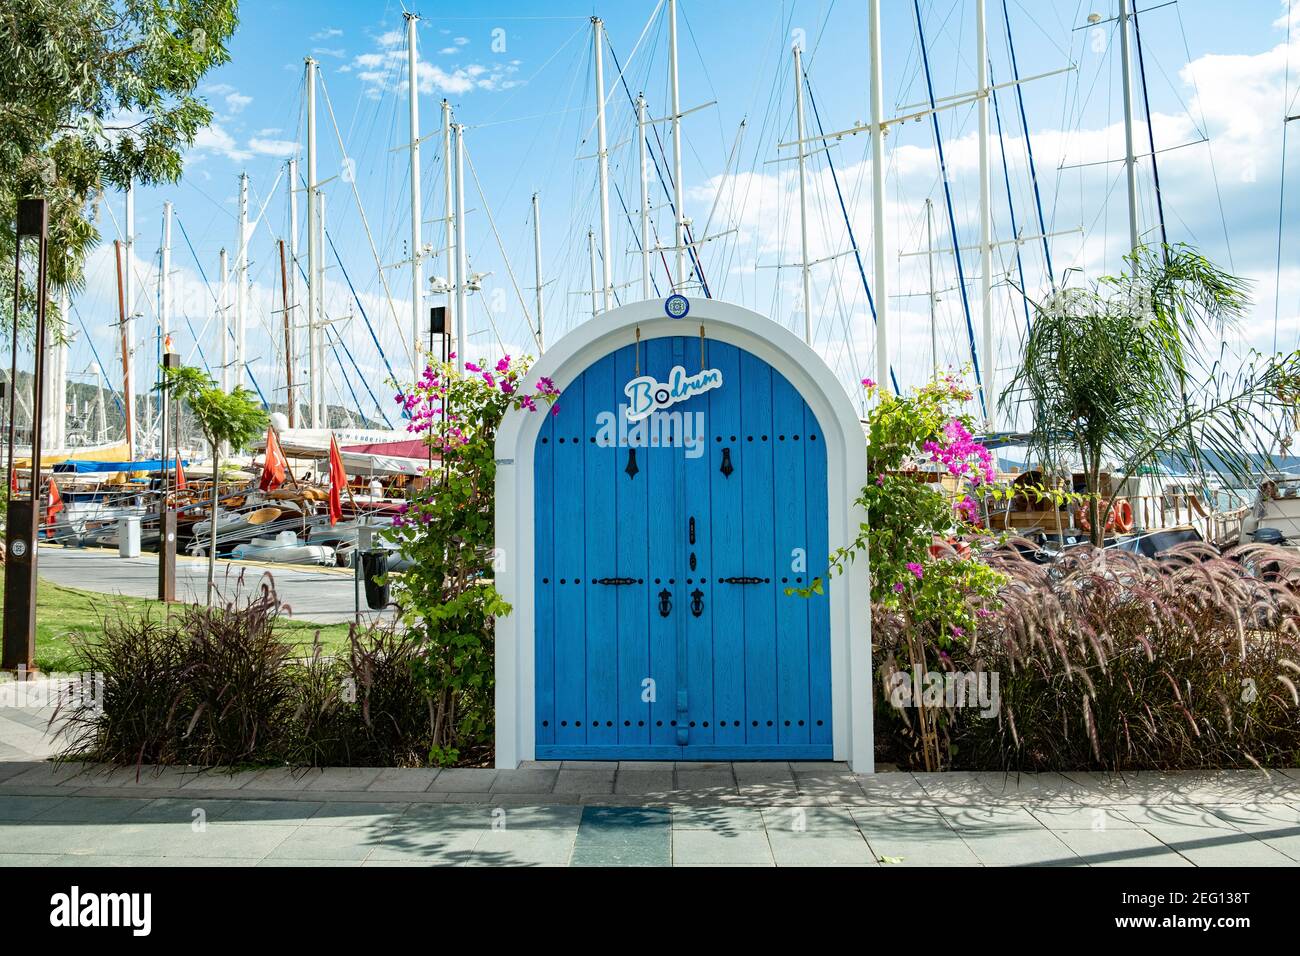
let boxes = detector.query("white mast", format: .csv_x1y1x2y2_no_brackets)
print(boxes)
304,56,320,426
453,122,467,372
532,192,545,352
1118,0,1141,254
405,12,424,380
94,364,106,443
42,290,68,451
161,201,172,347
159,199,173,454
315,190,327,426
218,248,229,392
587,229,599,322
868,0,888,390
442,100,455,364
124,179,136,453
668,0,687,288
926,197,937,373
977,0,994,427
792,42,812,345
636,93,652,300
593,16,613,312
287,156,300,425
235,172,249,393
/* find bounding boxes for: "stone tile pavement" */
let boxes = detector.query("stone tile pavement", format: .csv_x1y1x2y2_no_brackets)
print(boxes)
0,758,1297,866
4,694,1299,866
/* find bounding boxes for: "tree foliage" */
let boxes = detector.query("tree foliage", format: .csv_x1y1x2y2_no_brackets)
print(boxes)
1,0,238,320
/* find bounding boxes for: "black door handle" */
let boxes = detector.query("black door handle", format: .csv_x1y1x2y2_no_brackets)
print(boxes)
690,588,703,617
658,588,673,617
718,576,769,584
594,577,641,586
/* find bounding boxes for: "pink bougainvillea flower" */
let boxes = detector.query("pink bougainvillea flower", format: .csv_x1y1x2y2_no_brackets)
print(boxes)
950,626,965,638
496,356,511,373
906,562,924,580
892,582,905,594
465,361,481,373
862,377,876,389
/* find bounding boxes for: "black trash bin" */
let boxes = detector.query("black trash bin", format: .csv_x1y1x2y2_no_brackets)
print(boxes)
359,549,390,610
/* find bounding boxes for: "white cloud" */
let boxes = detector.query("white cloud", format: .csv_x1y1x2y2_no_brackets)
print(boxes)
191,124,251,163
248,137,297,158
203,83,252,115
312,27,343,40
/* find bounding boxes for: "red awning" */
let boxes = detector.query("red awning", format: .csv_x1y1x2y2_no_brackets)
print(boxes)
340,438,437,460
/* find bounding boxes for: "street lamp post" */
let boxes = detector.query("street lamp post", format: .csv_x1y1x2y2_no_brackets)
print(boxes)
157,349,181,602
3,199,50,674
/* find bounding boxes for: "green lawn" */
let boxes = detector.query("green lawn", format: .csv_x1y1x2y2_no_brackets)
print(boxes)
17,574,352,673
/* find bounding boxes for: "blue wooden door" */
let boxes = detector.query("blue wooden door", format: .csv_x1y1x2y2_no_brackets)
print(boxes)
534,337,831,760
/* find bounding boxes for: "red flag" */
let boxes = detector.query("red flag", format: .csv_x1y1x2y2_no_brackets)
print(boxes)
327,434,346,526
9,466,17,495
175,458,187,490
45,477,63,538
259,426,288,491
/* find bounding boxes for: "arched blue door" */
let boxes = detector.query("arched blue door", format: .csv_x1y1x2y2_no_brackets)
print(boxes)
534,336,832,759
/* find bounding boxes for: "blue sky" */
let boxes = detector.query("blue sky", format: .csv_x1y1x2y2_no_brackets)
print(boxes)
71,1,1300,433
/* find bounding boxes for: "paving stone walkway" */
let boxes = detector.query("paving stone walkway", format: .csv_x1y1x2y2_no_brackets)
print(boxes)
4,699,1300,866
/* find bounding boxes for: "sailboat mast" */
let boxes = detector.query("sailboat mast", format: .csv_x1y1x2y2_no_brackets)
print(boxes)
869,0,889,389
1118,0,1141,254
236,172,249,394
532,192,545,351
637,93,651,300
114,239,134,455
124,181,136,454
406,12,424,380
926,197,937,372
287,157,300,426
453,122,467,372
279,239,294,428
315,190,327,426
977,0,994,428
593,16,613,313
304,56,320,427
793,42,812,345
442,99,455,366
218,248,229,391
587,229,599,322
668,0,686,288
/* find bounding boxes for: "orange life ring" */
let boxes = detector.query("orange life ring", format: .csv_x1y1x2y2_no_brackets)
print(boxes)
1078,506,1117,534
1114,500,1134,533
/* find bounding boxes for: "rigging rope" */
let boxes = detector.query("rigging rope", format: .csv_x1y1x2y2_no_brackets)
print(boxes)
802,71,900,394
914,0,985,415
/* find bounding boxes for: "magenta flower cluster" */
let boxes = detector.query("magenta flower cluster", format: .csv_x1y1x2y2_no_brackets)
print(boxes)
922,419,996,487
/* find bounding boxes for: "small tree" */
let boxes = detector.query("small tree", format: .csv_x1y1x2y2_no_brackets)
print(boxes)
1003,244,1300,545
159,365,267,604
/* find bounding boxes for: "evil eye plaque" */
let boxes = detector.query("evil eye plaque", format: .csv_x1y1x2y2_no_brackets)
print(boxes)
664,293,690,319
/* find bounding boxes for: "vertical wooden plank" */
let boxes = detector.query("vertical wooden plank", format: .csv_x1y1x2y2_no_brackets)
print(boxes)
681,337,715,746
534,405,556,746
772,372,810,746
805,403,833,746
583,353,618,747
707,342,745,748
552,371,586,745
738,350,777,746
614,343,650,746
644,336,680,747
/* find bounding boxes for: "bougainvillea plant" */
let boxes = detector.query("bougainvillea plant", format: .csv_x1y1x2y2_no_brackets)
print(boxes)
810,371,1008,646
384,354,558,764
